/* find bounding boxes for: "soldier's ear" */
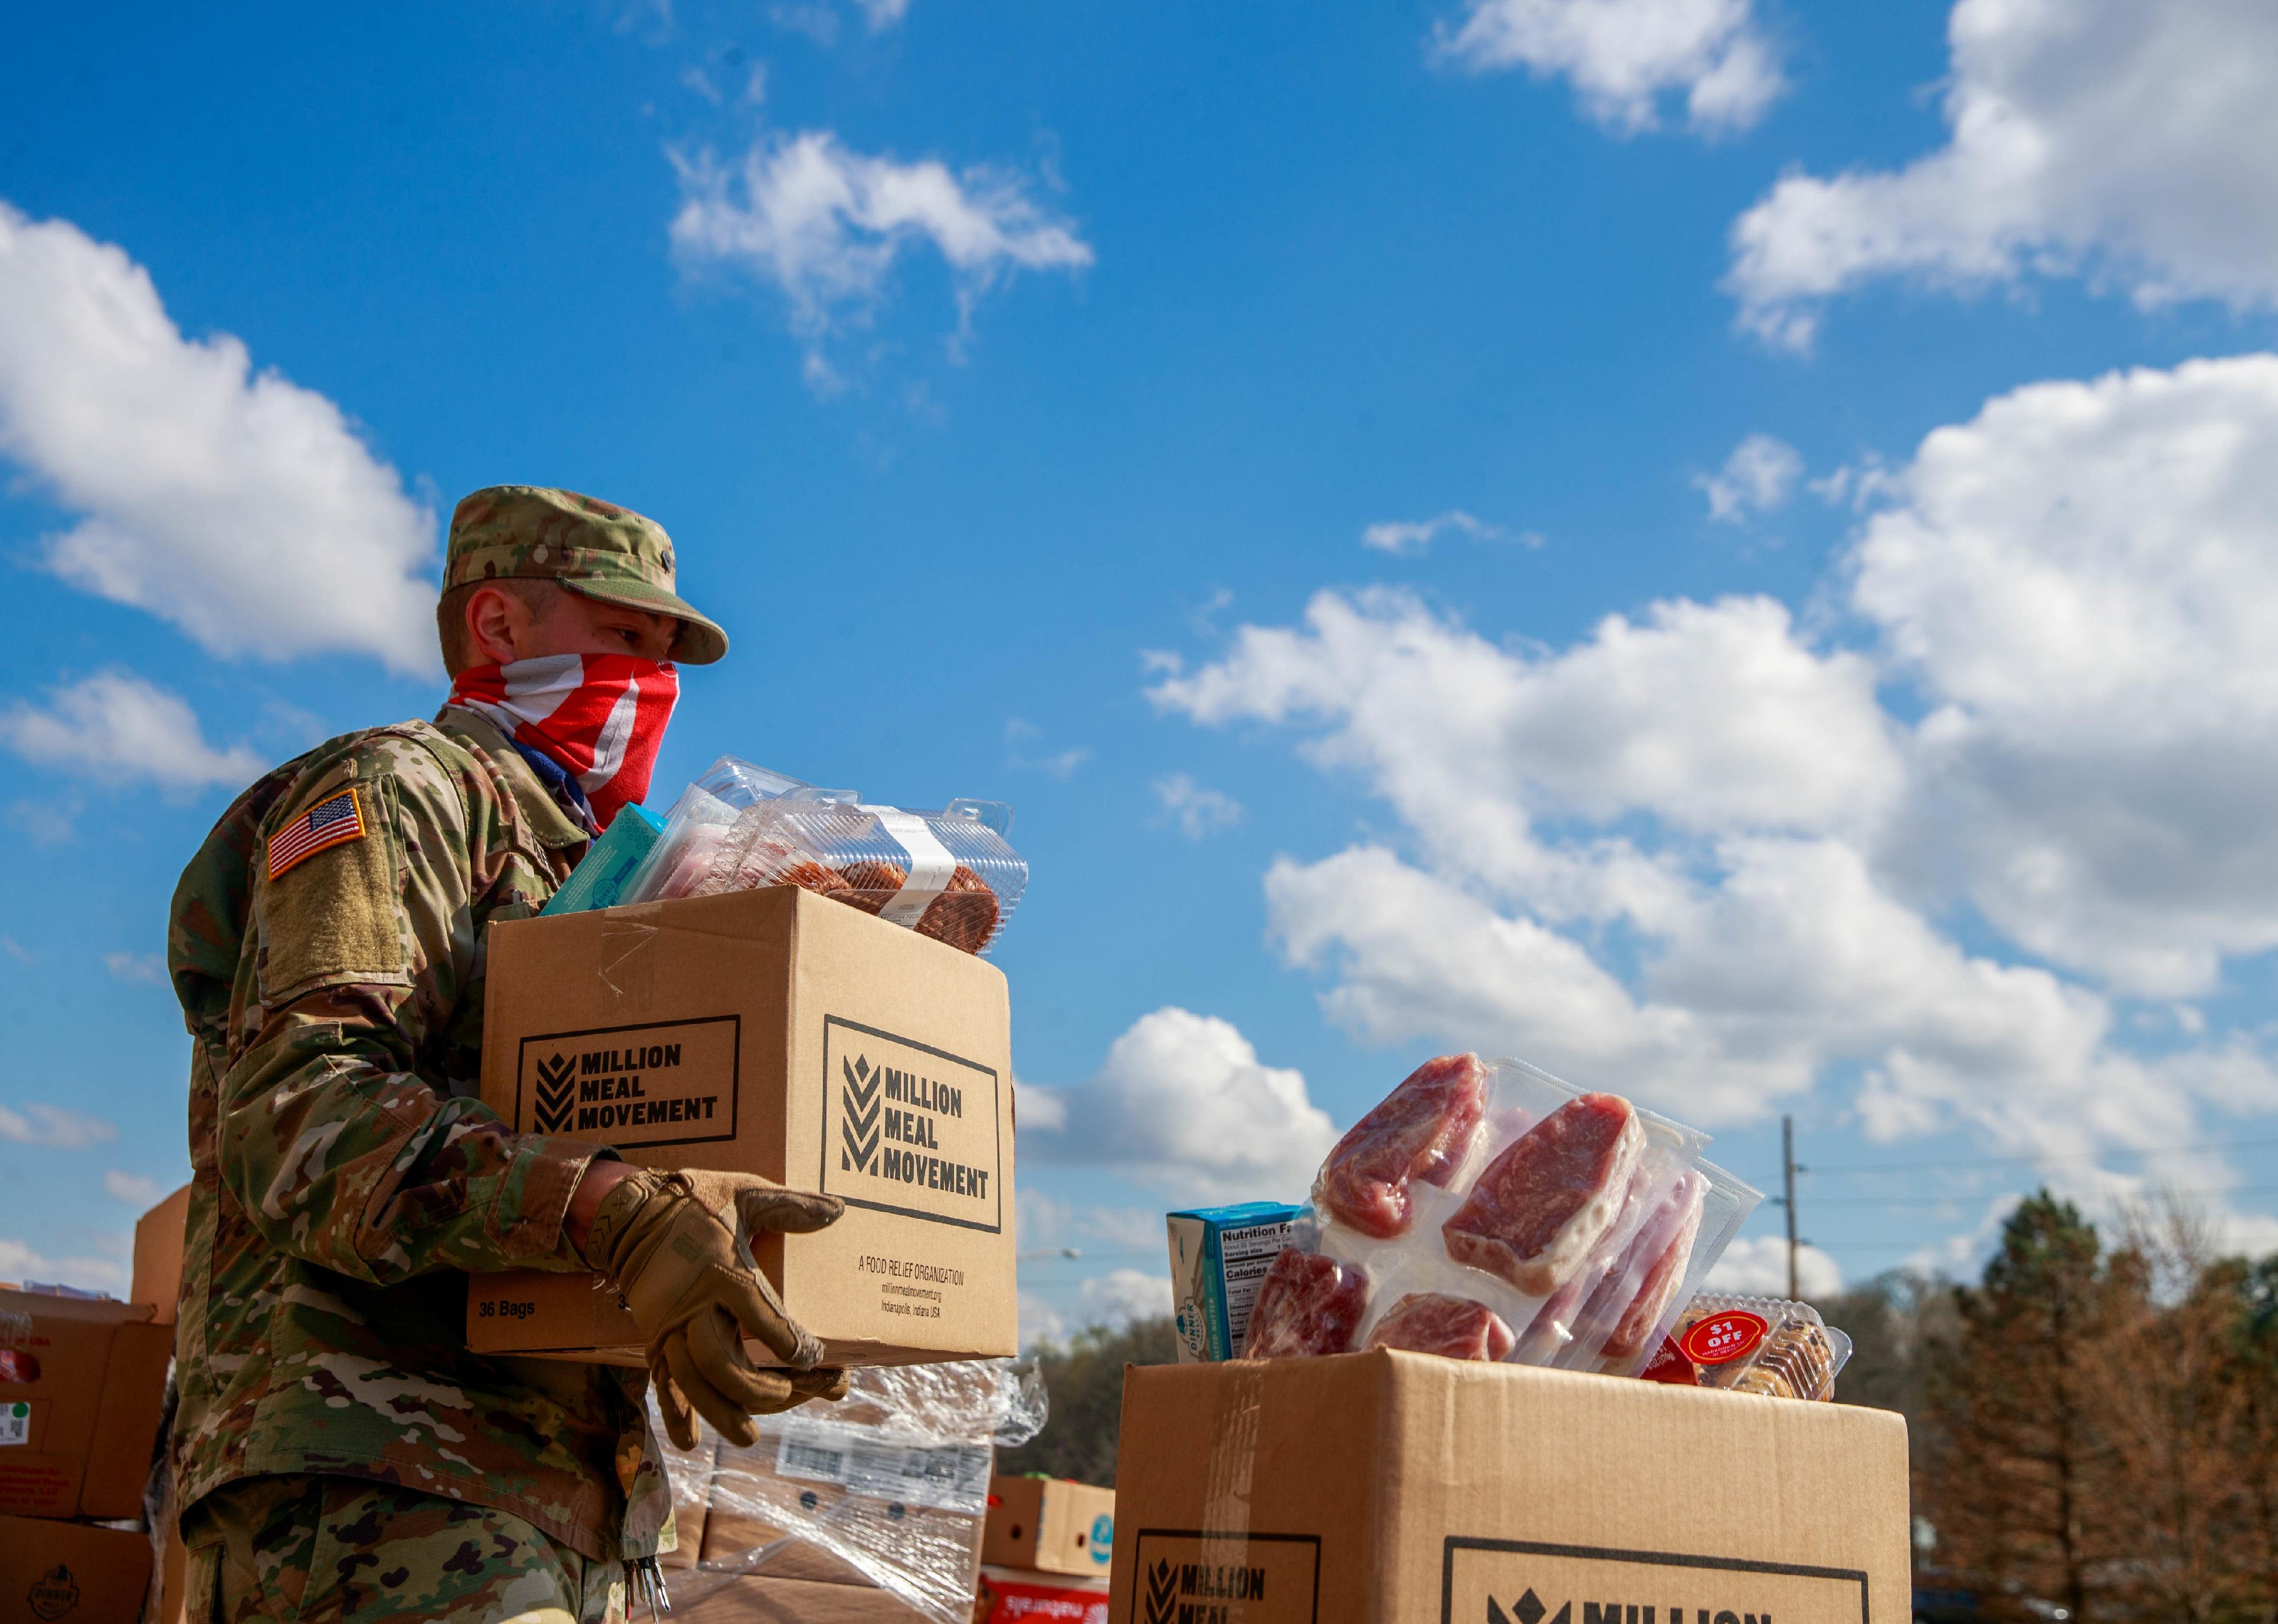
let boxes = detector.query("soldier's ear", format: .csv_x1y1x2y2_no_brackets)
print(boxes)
464,583,529,667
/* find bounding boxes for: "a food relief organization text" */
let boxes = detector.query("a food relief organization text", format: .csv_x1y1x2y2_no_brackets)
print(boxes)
516,1016,740,1146
1443,1540,1869,1624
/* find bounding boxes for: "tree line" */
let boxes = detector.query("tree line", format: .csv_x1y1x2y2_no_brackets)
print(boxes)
1831,1191,2278,1624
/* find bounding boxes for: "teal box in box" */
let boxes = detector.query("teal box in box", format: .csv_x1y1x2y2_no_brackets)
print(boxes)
540,803,665,916
1165,1201,1304,1362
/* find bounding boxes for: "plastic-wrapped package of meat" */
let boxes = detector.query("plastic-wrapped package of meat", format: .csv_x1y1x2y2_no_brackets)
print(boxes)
623,757,1029,954
1363,1294,1515,1362
1315,1053,1487,1239
1243,1249,1369,1358
1246,1054,1760,1373
1442,1093,1644,1295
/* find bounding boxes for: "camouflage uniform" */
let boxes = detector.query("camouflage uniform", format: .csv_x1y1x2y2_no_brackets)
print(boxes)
165,488,730,1615
182,1474,626,1624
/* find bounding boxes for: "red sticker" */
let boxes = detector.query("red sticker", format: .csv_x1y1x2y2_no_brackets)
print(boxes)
1680,1309,1768,1366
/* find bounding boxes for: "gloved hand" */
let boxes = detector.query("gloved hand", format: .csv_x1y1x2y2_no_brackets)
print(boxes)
578,1167,849,1448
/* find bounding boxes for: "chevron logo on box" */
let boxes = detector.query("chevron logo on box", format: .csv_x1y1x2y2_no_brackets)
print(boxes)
513,1016,740,1148
821,1015,1003,1234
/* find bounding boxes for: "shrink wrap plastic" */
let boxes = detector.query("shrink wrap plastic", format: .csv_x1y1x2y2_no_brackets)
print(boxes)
655,1358,1047,1623
1261,1055,1760,1373
625,756,1028,954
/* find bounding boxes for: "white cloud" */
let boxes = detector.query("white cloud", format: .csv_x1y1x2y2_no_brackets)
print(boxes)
1019,1008,1339,1203
103,952,166,985
1361,510,1499,556
670,131,1091,381
1081,1269,1172,1327
0,1237,126,1294
0,201,438,673
2,672,263,792
1705,1235,1842,1299
1016,1190,1160,1254
0,1102,116,1150
1153,773,1241,839
1726,0,2278,348
1153,359,2278,1195
1150,588,1904,879
1435,0,1783,136
103,1170,165,1207
1005,717,1091,780
1017,1292,1067,1350
768,3,840,46
853,0,909,29
7,797,78,846
1696,433,1803,523
1856,355,2278,997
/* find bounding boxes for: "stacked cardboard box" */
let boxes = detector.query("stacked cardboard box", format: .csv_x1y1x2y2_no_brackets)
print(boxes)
1109,1350,1910,1624
973,1476,1116,1623
0,1185,185,1622
465,887,1018,1370
973,1568,1109,1624
664,1403,994,1622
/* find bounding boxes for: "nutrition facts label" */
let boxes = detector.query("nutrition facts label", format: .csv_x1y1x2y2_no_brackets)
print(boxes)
1218,1218,1298,1353
774,1416,993,1512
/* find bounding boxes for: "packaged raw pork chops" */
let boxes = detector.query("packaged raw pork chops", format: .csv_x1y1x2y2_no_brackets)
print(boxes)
624,756,1029,954
1245,1054,1759,1372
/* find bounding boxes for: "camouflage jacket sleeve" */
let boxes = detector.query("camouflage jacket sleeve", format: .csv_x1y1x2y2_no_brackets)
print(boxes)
214,729,603,1281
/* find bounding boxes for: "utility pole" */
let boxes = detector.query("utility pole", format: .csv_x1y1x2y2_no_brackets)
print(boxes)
1782,1115,1802,1301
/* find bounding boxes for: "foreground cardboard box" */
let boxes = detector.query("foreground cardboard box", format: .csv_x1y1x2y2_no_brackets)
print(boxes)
0,1290,171,1520
131,1185,191,1327
984,1477,1115,1578
977,1565,1110,1623
0,1515,153,1624
1110,1352,1909,1624
467,887,1016,1368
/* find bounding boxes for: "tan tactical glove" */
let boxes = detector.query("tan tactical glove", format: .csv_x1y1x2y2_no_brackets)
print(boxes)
580,1167,850,1448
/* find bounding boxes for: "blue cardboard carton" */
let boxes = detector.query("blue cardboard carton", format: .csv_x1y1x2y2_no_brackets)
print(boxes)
1164,1201,1305,1362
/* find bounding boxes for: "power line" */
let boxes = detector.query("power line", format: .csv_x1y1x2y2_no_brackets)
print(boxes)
1792,1133,2278,1178
1800,1181,2278,1210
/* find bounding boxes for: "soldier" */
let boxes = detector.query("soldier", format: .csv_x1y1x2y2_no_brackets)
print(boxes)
165,487,842,1622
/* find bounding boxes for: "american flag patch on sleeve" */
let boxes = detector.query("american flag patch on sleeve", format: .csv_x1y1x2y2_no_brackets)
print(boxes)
267,787,369,880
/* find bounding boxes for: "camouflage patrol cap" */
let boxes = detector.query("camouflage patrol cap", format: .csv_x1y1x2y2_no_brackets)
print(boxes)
443,485,728,664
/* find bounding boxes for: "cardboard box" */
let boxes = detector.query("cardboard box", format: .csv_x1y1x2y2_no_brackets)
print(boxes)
0,1515,154,1624
670,1575,936,1622
983,1477,1115,1578
1164,1205,1302,1362
700,1411,989,1589
0,1291,171,1521
977,1566,1109,1624
1109,1351,1910,1624
131,1184,191,1324
466,886,1016,1368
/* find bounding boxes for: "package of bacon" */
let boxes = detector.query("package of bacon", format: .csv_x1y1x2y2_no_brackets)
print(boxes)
1242,1055,1760,1372
622,756,1029,955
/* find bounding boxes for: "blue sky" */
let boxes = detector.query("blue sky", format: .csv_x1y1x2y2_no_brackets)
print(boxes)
7,0,2278,1333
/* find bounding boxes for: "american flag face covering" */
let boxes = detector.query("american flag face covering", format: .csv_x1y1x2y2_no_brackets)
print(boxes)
448,654,679,828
